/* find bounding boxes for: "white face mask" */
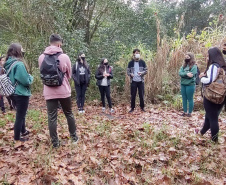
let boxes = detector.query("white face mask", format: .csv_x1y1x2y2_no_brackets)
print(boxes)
135,54,140,59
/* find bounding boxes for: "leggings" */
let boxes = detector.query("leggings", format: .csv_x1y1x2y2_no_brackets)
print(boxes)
181,85,195,113
98,86,112,108
201,97,225,142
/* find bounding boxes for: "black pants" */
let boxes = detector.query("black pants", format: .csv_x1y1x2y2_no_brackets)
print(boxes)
98,86,112,108
0,96,5,112
46,97,77,145
7,96,14,109
10,95,29,140
131,81,144,109
75,84,87,109
201,97,225,142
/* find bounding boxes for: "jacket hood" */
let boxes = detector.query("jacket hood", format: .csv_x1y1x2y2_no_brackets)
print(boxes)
4,57,19,70
43,46,63,55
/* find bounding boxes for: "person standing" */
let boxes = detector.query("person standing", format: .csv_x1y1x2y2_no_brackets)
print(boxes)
179,53,197,117
38,34,78,148
72,52,90,113
195,47,226,142
127,49,147,113
4,43,33,142
0,56,6,114
95,58,114,113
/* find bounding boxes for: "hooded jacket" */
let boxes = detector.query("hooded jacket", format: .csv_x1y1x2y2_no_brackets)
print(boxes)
4,57,33,96
72,60,90,86
38,46,72,100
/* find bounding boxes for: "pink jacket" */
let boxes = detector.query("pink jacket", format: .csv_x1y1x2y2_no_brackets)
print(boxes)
38,46,72,100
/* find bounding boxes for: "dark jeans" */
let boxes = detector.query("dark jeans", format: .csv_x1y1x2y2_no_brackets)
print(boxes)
10,95,29,140
0,96,5,112
131,81,144,109
98,86,112,108
201,97,225,142
7,96,15,109
75,83,87,109
46,97,77,145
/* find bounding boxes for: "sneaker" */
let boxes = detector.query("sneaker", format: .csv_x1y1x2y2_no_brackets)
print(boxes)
181,112,187,116
19,137,29,142
21,130,30,137
187,113,192,117
141,108,146,112
82,109,85,113
110,108,115,113
102,107,106,113
2,110,6,114
71,136,79,145
128,109,134,113
78,108,83,114
52,141,60,148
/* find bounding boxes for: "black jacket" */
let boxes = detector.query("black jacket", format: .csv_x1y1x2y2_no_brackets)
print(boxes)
72,61,90,86
95,65,113,86
127,59,147,83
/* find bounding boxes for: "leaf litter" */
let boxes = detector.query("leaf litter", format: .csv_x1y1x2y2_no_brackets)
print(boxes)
0,94,225,184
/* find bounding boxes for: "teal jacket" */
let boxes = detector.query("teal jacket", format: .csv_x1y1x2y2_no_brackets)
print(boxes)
4,57,33,96
179,65,197,86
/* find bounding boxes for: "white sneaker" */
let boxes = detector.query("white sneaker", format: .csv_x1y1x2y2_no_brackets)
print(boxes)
82,110,85,113
110,108,115,113
102,107,106,112
78,110,83,114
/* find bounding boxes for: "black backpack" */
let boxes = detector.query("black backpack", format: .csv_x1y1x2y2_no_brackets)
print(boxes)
40,52,65,87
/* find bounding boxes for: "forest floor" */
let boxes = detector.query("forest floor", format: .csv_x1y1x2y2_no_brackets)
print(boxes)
0,94,226,185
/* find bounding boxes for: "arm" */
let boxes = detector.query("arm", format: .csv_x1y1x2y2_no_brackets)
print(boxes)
107,66,113,79
127,61,133,77
140,61,147,76
187,65,198,78
72,63,77,81
179,66,188,78
64,54,72,79
87,65,91,80
14,63,33,86
95,67,104,80
201,64,218,85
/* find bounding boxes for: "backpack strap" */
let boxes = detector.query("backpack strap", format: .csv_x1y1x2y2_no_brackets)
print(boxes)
6,61,19,76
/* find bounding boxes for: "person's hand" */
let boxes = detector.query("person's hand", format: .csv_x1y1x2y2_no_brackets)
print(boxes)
199,72,205,78
138,72,142,76
131,73,134,77
105,73,110,77
187,72,193,77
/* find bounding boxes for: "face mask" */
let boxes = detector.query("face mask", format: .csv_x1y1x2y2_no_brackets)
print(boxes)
81,57,85,61
185,59,190,63
223,50,226,55
135,54,140,59
104,62,108,65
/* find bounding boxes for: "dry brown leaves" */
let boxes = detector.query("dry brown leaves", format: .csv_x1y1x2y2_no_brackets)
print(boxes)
0,94,226,184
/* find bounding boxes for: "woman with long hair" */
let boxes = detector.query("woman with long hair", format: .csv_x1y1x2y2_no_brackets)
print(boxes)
95,58,114,113
195,47,226,142
72,52,90,113
179,52,197,117
4,43,33,142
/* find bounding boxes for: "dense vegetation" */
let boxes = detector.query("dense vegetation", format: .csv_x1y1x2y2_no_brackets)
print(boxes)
0,0,226,103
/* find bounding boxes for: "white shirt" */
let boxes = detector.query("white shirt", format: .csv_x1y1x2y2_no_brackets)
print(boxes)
201,64,219,85
101,67,108,86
